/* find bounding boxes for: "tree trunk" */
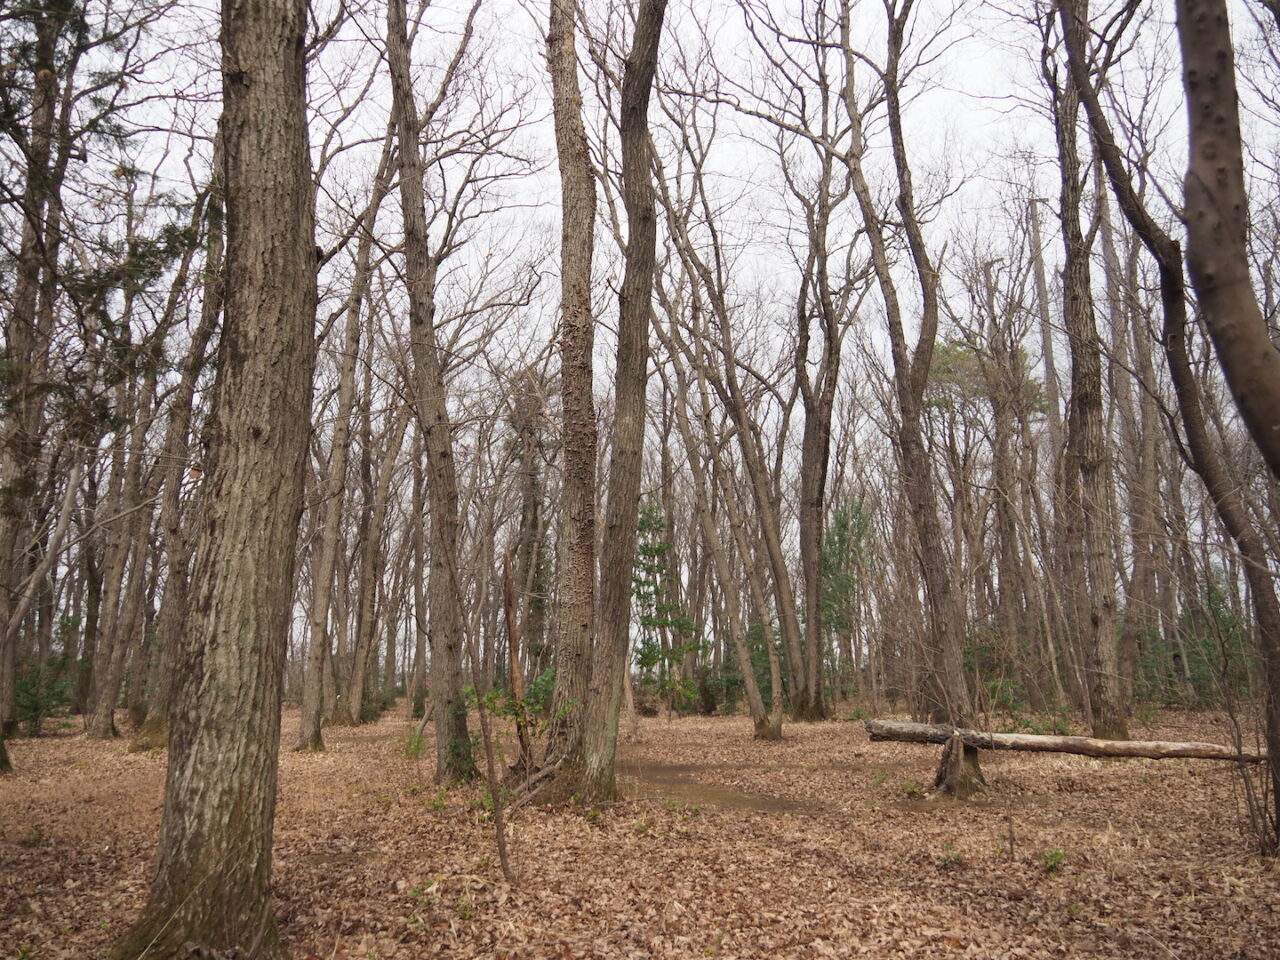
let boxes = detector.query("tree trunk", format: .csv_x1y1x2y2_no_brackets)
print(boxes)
89,364,159,740
129,166,224,754
296,138,393,750
933,731,987,799
663,330,777,739
1176,0,1280,483
386,0,475,782
1062,0,1280,846
343,405,408,725
410,439,429,719
838,0,974,734
109,0,315,951
569,0,668,801
540,0,598,790
0,2,70,744
1052,0,1126,740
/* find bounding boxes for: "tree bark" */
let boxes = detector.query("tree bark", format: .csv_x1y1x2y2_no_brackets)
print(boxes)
572,0,668,801
386,0,475,782
661,326,778,739
1052,0,1127,740
837,0,973,731
342,404,409,725
540,0,598,789
0,1,70,743
1061,0,1280,846
129,170,224,754
1176,0,1280,483
110,0,315,950
295,137,394,750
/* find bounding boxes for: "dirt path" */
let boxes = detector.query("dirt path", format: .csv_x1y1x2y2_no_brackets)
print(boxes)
3,709,1277,958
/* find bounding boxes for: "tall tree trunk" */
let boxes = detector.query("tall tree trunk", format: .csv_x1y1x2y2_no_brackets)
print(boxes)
0,1,71,744
110,0,316,949
386,0,474,782
793,157,844,723
572,0,668,801
838,0,973,731
296,138,394,750
1052,0,1126,740
541,0,598,786
129,165,224,753
343,404,409,725
410,435,429,719
649,134,809,721
89,364,159,740
660,319,779,739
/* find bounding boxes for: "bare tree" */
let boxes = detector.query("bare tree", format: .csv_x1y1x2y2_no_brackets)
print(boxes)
1047,0,1127,740
573,0,669,800
834,0,976,751
386,0,484,782
296,129,396,751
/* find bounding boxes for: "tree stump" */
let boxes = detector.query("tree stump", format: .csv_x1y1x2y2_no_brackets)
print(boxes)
933,731,986,799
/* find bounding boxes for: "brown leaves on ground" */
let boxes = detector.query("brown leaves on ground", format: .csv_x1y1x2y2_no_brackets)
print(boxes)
3,708,1277,958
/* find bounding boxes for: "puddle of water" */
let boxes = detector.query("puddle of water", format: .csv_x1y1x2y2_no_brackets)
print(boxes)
617,760,823,815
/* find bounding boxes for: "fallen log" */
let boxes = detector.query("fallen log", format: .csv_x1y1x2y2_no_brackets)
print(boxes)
865,719,1266,763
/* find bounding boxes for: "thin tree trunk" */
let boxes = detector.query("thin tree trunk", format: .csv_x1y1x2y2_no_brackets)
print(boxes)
344,405,409,725
574,0,667,801
296,137,394,750
0,3,70,743
386,0,474,781
838,0,973,731
1052,0,1126,740
129,177,224,753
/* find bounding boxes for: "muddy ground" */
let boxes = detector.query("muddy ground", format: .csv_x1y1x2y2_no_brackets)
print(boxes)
3,708,1277,958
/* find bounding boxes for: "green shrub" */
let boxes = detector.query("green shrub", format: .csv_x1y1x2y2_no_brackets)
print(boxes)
523,667,556,718
403,730,426,760
16,657,71,737
1039,848,1066,874
1135,581,1251,706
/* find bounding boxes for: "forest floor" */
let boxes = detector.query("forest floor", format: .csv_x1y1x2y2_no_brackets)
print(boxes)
3,706,1278,959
